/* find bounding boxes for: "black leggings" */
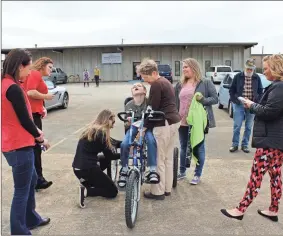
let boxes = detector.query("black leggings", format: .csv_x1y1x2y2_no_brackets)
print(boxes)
95,76,99,87
73,157,118,198
32,113,43,179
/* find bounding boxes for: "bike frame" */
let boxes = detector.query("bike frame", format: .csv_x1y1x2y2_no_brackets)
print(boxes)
128,111,146,202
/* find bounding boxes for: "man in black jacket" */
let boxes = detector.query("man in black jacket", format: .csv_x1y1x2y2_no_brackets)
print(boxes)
229,58,263,153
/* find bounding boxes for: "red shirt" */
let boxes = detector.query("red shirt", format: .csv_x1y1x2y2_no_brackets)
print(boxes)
23,70,48,114
1,76,35,152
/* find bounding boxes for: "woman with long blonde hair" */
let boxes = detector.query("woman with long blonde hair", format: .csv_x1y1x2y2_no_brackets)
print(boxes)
174,58,218,184
22,57,55,190
72,109,121,208
221,54,283,221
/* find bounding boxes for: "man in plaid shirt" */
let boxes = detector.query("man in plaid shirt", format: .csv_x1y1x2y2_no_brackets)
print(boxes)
229,59,263,153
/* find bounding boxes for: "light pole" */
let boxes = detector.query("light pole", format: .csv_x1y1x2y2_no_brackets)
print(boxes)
261,46,264,73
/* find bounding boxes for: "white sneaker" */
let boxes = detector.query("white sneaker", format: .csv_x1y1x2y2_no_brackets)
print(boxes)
190,176,200,185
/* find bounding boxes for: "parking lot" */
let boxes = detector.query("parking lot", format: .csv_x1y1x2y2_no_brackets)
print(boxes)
1,82,283,235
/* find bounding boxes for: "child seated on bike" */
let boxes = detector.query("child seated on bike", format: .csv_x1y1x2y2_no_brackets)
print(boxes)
118,83,159,188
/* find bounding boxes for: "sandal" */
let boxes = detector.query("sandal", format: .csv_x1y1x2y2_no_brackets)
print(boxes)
145,171,160,184
117,169,128,188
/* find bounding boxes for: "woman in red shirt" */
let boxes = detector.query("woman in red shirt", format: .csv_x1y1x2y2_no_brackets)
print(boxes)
23,57,55,190
1,49,50,235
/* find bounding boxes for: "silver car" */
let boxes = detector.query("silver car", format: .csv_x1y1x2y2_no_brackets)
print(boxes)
43,79,69,110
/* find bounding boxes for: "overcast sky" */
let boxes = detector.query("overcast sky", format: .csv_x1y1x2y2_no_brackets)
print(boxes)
1,1,283,54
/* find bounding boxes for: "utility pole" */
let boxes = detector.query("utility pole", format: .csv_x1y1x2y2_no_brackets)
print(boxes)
261,46,264,73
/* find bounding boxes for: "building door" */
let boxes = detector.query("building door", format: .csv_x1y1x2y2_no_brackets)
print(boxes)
205,60,211,73
133,62,141,80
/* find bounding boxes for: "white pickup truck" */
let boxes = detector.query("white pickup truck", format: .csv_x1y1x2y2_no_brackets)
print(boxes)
206,65,233,83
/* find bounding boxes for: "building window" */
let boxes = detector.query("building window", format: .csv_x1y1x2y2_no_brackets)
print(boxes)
175,61,180,76
225,60,232,66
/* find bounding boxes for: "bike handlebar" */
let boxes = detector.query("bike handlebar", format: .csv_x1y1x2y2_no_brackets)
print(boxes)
147,111,165,122
117,112,130,122
117,109,165,122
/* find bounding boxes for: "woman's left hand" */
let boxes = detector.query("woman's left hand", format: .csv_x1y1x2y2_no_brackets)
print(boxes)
243,98,254,109
43,139,50,150
196,93,203,101
42,107,47,119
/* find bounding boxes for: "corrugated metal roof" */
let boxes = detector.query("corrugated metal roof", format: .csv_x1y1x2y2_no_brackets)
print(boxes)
1,42,258,53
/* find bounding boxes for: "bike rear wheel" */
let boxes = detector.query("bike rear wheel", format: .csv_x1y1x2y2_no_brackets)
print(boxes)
125,170,140,229
172,147,179,188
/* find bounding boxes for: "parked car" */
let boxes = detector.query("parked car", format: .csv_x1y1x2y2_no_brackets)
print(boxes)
158,64,173,83
206,65,232,83
43,78,69,111
43,67,68,84
218,73,271,118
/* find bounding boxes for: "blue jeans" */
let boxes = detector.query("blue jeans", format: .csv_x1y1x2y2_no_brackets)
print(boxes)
179,126,190,174
179,126,206,177
3,147,43,235
194,141,206,177
120,126,157,168
232,103,255,147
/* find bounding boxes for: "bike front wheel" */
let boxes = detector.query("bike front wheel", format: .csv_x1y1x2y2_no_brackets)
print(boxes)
111,160,119,182
125,170,140,229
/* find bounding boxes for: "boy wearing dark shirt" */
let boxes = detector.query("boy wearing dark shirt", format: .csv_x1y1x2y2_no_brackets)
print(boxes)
137,59,181,200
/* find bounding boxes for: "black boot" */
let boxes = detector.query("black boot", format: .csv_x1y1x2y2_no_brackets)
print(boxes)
35,177,53,190
229,146,238,152
241,146,250,153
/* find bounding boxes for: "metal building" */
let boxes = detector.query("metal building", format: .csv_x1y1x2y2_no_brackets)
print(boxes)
1,42,257,82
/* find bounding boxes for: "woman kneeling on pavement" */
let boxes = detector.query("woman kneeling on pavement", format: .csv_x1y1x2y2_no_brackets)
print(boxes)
72,109,122,208
2,49,50,235
221,54,283,222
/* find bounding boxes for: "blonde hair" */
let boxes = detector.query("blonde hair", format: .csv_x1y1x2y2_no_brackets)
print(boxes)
181,58,202,85
137,58,158,75
31,57,53,71
80,109,115,148
263,54,283,81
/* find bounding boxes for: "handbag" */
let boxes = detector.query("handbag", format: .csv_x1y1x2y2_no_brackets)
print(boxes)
203,106,209,134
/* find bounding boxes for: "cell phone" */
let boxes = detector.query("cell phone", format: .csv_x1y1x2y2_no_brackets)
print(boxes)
238,97,246,103
41,145,46,151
